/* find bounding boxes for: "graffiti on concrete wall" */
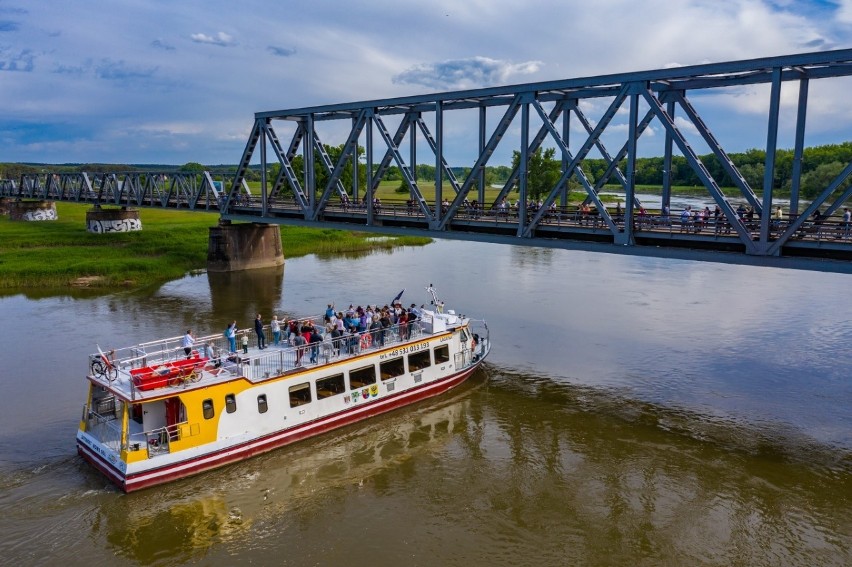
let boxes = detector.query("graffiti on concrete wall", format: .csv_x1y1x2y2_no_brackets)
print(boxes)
87,218,143,233
22,208,58,221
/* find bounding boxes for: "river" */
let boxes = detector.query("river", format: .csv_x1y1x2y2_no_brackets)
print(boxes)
0,239,849,566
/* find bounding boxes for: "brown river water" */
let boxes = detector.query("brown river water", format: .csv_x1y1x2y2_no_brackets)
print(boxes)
0,239,849,566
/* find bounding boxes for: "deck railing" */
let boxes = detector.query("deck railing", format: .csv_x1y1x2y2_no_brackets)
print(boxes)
85,409,123,452
239,322,425,381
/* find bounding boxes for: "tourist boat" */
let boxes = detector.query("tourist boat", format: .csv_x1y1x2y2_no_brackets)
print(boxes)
76,286,490,492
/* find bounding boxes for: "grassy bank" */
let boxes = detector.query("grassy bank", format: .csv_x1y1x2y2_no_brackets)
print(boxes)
0,203,430,289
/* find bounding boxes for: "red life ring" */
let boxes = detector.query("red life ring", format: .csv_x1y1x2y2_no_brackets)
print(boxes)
359,333,373,350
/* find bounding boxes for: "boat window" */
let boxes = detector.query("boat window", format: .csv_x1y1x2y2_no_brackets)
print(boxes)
380,357,405,381
349,365,376,389
461,328,470,342
289,382,312,407
408,350,431,371
434,345,450,364
225,393,237,414
202,399,214,420
257,394,268,414
317,374,345,399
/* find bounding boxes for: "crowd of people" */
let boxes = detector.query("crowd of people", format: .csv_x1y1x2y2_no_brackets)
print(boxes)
214,301,425,368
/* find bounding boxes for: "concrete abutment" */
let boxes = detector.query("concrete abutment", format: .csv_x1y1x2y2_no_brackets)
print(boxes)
207,220,285,272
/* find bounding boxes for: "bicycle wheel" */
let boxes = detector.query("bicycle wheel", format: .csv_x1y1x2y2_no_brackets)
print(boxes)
189,370,201,383
106,365,118,382
167,375,181,387
91,359,106,377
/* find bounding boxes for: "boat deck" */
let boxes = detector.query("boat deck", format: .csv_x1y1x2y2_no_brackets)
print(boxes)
88,318,463,401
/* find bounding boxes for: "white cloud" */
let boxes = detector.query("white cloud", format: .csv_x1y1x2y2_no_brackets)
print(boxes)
189,31,236,47
0,0,848,165
393,56,542,90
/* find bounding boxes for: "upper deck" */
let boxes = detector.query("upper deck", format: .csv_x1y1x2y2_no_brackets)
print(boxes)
88,309,478,402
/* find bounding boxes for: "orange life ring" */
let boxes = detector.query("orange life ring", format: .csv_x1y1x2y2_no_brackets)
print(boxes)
359,333,373,350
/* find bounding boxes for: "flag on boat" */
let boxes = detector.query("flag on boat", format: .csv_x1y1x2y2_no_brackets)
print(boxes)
391,289,405,304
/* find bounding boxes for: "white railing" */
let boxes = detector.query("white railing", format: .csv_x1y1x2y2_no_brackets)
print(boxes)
239,322,425,381
85,409,123,452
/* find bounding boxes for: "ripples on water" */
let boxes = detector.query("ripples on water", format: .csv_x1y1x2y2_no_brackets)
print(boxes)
0,367,848,566
1,241,851,565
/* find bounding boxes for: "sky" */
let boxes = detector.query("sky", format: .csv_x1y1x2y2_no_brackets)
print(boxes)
0,0,850,167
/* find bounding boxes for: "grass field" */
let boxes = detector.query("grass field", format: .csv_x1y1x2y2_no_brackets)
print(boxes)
0,202,430,290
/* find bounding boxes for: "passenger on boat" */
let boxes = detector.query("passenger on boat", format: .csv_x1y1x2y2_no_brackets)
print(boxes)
182,329,195,359
358,307,368,332
270,315,281,346
255,313,267,350
380,308,391,329
293,333,307,366
345,326,359,353
205,344,221,366
309,330,322,364
398,310,409,340
225,321,238,353
370,315,382,346
287,319,299,344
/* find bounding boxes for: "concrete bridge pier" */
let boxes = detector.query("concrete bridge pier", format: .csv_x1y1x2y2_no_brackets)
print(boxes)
7,200,57,221
86,206,142,233
207,220,284,272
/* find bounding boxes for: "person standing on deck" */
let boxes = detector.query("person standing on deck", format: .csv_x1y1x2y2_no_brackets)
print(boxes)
255,313,266,350
182,329,195,359
226,321,237,353
293,332,307,366
270,315,281,346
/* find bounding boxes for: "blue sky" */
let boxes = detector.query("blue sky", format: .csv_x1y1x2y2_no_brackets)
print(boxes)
0,0,850,167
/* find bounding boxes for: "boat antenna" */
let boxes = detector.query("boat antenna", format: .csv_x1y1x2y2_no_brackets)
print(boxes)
425,283,440,306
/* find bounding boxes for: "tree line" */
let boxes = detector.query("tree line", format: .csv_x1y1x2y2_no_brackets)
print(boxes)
3,141,849,201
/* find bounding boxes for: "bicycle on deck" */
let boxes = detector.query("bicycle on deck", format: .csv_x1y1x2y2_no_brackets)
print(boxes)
91,346,118,382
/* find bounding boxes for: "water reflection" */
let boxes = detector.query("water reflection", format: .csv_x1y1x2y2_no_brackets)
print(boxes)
103,493,248,565
207,264,285,320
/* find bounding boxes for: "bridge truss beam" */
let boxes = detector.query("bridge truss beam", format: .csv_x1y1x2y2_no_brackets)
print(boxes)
226,48,852,257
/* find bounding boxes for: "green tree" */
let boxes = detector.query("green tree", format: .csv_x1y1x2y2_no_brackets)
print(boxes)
180,162,205,173
510,147,561,201
798,161,851,199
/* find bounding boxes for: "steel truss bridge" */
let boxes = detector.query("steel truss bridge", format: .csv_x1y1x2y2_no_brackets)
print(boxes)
3,49,852,265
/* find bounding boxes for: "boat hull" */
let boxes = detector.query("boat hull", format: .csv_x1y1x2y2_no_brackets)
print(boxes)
77,361,482,492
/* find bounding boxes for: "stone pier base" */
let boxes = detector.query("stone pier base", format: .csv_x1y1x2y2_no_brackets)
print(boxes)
207,221,284,272
86,207,142,233
8,200,57,221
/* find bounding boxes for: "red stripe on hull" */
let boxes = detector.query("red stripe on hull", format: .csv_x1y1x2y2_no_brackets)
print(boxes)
80,363,481,492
